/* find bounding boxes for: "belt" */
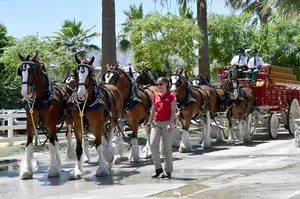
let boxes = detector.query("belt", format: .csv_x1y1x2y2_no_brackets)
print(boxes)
154,119,169,122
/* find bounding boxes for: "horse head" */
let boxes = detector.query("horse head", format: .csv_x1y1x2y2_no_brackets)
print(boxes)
103,63,131,88
134,68,156,85
224,77,240,100
73,54,95,101
170,68,185,94
133,68,142,80
191,75,201,87
17,51,43,99
63,74,76,97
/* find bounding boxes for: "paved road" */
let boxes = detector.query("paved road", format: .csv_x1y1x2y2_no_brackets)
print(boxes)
1,130,300,199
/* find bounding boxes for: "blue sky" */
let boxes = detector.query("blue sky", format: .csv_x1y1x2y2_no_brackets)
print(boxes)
0,0,233,46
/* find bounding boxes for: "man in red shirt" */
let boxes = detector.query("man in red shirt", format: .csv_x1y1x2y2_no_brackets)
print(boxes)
147,77,177,180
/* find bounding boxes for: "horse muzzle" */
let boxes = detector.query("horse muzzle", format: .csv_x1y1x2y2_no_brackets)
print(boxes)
77,86,88,101
170,84,177,93
21,85,33,99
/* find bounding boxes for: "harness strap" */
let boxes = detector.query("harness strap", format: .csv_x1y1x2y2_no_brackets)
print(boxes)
192,87,204,109
213,89,222,112
99,84,117,121
53,86,65,124
197,86,210,110
177,80,196,109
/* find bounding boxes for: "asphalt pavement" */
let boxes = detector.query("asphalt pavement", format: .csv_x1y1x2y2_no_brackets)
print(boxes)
1,130,300,199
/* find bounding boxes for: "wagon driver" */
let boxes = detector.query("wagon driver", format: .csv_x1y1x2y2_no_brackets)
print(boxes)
247,48,264,83
229,47,247,78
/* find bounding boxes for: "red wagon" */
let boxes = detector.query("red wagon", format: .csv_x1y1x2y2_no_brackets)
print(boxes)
219,65,300,138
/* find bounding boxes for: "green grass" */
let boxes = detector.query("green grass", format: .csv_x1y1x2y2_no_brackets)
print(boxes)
0,138,75,158
0,145,25,158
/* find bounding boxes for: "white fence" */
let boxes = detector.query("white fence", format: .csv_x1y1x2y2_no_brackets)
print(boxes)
0,110,27,146
0,110,67,146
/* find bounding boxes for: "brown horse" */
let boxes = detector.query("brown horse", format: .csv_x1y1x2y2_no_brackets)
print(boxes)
52,75,77,160
54,75,90,161
70,55,124,179
17,52,68,179
103,64,159,162
191,74,210,87
221,77,256,144
170,70,212,152
191,74,228,142
134,68,157,86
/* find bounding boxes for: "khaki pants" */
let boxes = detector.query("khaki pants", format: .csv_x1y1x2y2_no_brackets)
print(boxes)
150,120,173,173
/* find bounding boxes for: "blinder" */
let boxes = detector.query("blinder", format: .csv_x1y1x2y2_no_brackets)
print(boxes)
103,70,122,84
170,73,182,87
17,67,22,76
17,61,37,78
76,63,95,87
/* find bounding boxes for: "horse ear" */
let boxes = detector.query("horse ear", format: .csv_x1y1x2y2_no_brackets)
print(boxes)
106,63,110,71
75,54,81,64
179,68,183,75
173,68,178,74
31,51,38,61
18,52,24,61
184,70,188,77
89,56,95,65
113,63,119,69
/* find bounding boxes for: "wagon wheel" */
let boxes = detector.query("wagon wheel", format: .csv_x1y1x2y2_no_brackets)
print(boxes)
268,113,279,139
287,98,300,135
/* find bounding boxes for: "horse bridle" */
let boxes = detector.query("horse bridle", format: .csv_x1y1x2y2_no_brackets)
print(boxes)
18,61,38,90
103,69,130,86
170,73,185,90
75,63,94,90
226,78,239,97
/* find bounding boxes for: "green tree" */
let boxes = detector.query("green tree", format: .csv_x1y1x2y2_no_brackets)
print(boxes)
0,23,15,71
102,0,117,76
262,0,300,19
0,23,17,109
208,13,300,81
225,0,271,24
51,19,100,57
49,19,100,76
118,3,144,52
154,0,210,75
208,13,256,66
1,35,75,81
262,15,300,68
127,13,202,75
0,35,75,108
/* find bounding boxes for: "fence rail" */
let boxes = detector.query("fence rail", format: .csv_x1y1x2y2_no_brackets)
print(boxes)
0,110,67,146
0,110,27,146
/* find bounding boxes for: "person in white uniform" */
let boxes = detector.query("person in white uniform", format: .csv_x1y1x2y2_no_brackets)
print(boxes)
247,48,264,83
229,48,247,78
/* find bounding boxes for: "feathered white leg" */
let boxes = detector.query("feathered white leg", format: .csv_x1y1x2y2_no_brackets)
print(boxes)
66,124,76,159
19,143,34,180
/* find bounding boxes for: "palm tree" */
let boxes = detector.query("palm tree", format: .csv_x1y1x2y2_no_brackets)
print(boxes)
225,0,271,24
197,0,210,76
102,0,117,76
262,0,300,18
119,3,144,52
52,19,100,57
155,0,210,75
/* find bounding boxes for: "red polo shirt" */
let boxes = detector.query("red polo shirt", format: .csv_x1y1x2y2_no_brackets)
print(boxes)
152,91,176,121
